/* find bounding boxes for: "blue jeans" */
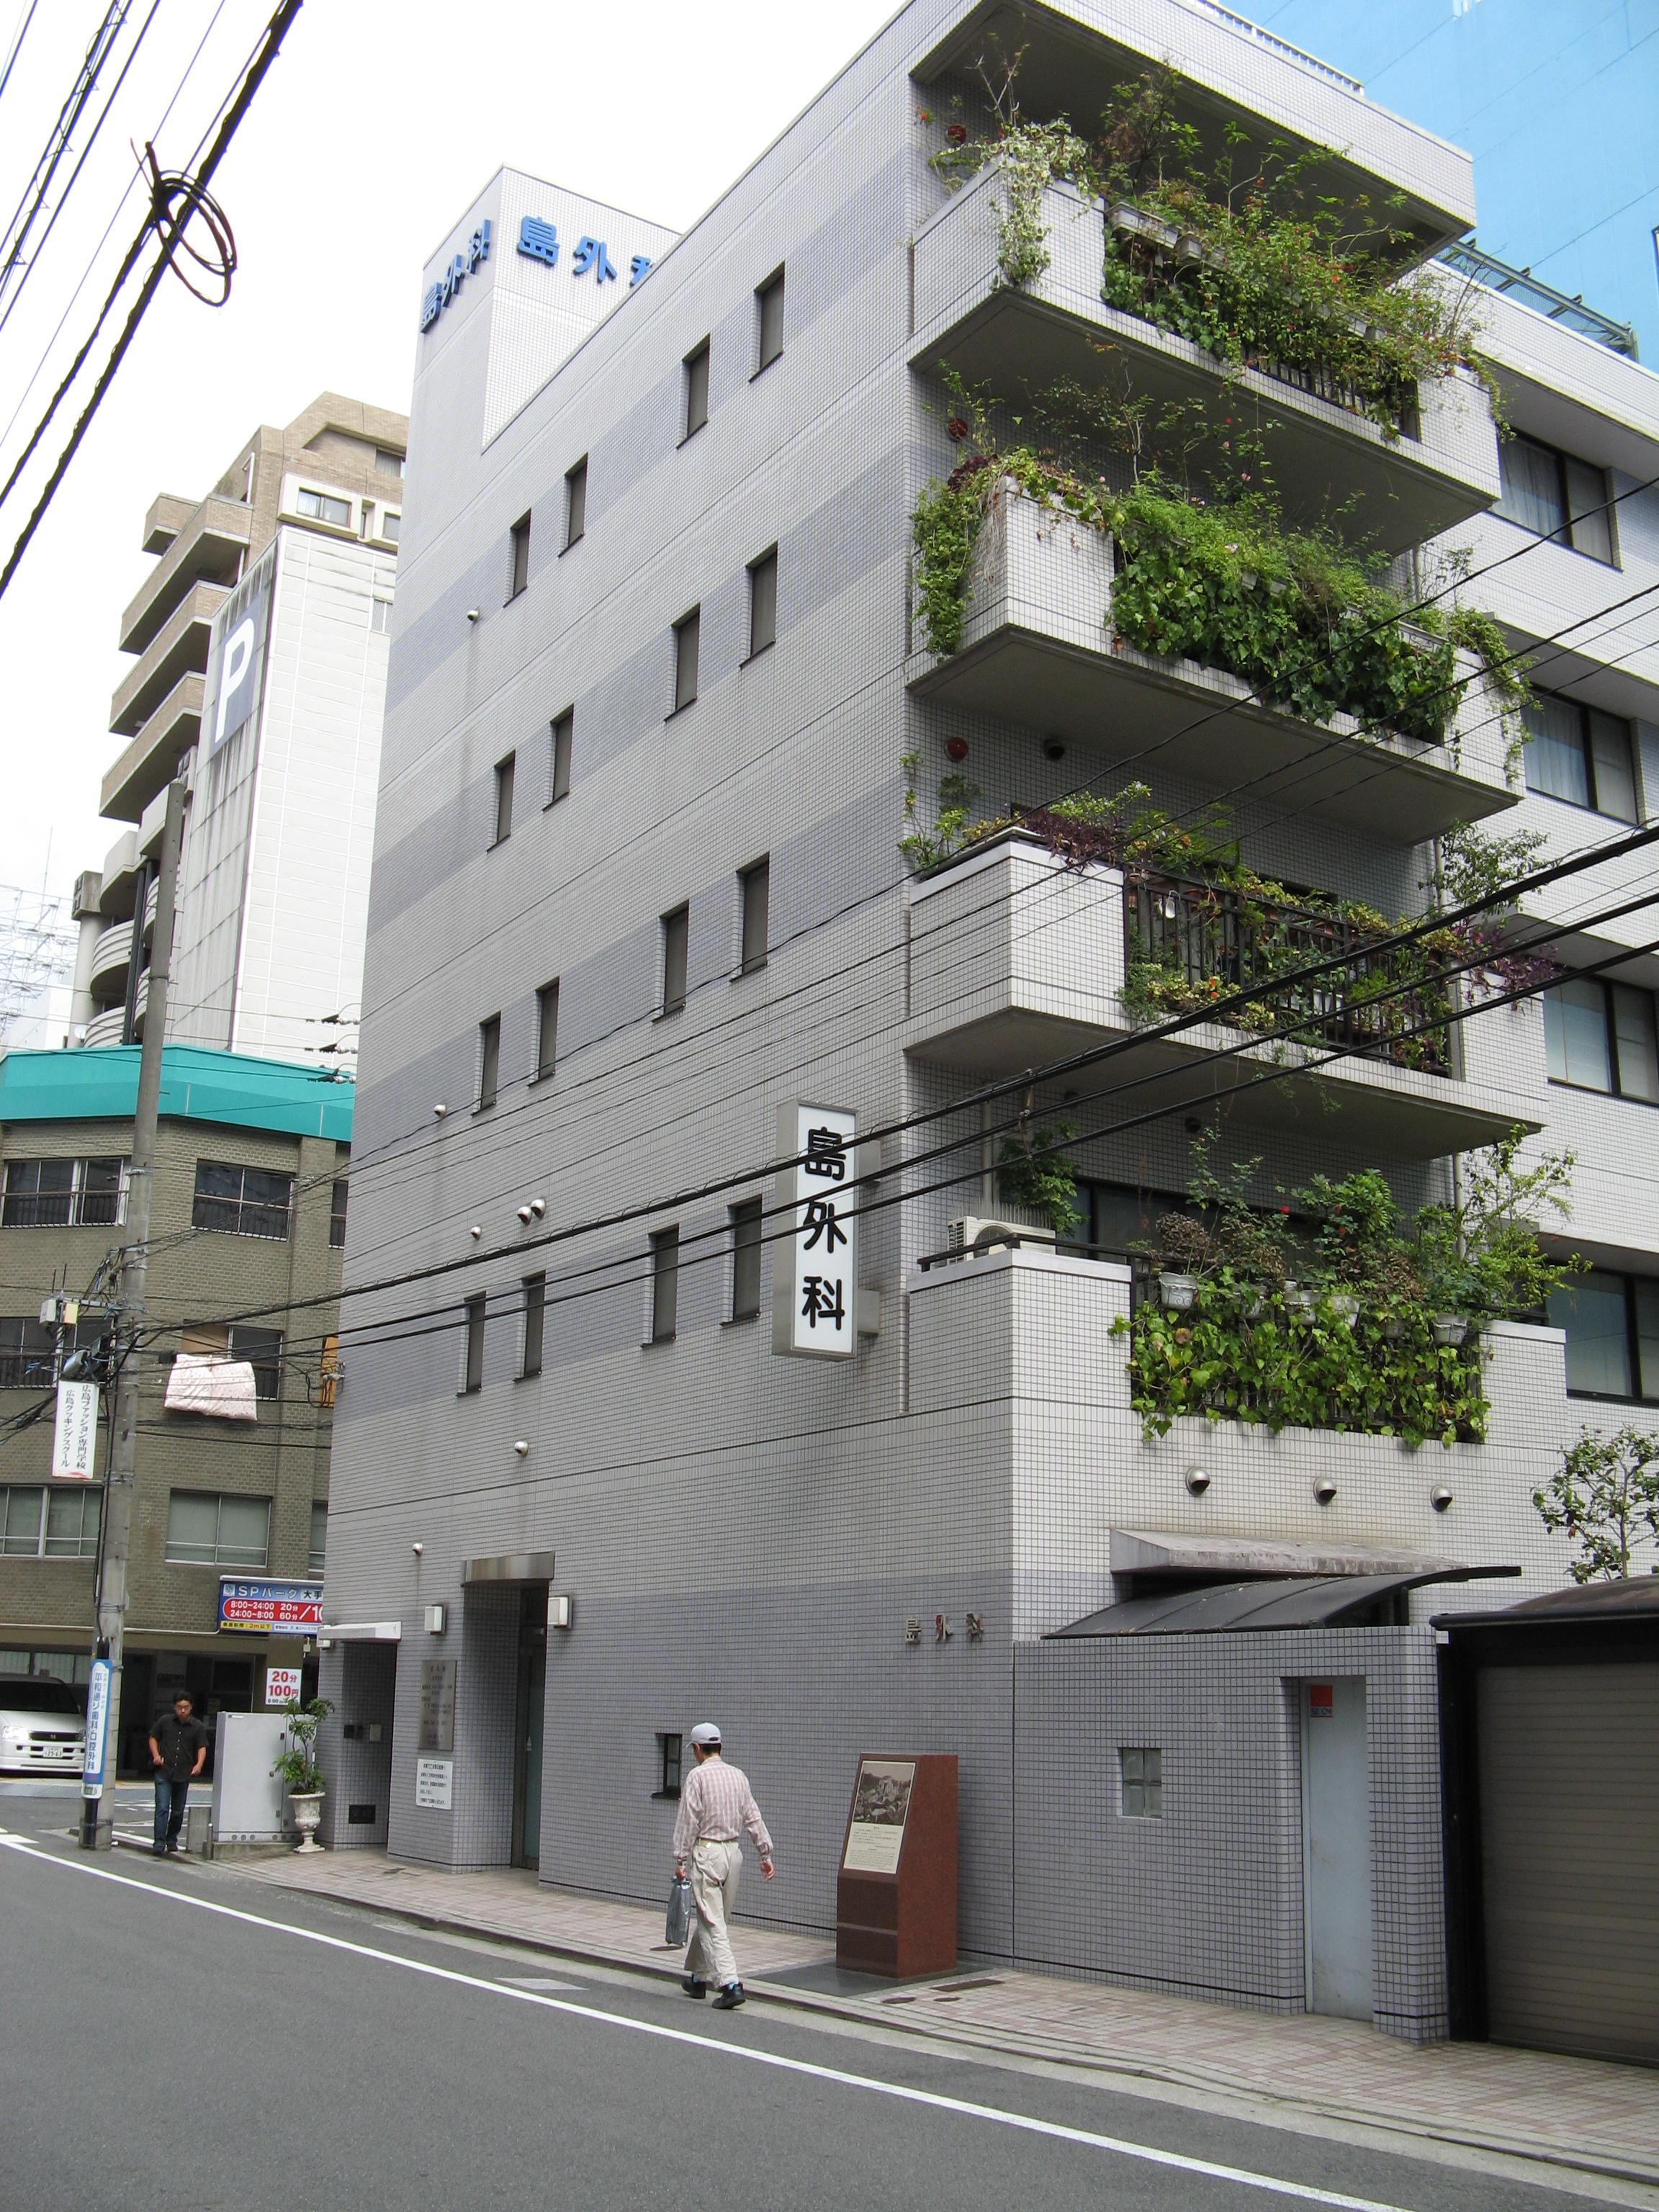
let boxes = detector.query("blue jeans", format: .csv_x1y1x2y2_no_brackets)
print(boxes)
153,1773,192,1850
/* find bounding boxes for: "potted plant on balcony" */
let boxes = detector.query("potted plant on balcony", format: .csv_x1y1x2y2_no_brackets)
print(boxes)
994,1120,1082,1238
1152,1211,1209,1308
271,1696,334,1853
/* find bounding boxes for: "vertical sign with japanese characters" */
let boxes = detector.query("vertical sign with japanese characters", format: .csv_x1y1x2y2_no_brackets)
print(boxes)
773,1102,857,1360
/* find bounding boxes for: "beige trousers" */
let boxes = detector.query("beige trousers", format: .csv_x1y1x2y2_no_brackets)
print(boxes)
684,1836,742,1987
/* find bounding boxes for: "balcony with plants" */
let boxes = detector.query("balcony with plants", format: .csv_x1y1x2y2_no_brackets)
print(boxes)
906,458,1521,839
910,66,1500,552
904,791,1546,1159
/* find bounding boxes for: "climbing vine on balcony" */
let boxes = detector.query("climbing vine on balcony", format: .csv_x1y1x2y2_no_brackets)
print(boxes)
927,63,1496,433
1115,1134,1580,1445
911,449,1523,752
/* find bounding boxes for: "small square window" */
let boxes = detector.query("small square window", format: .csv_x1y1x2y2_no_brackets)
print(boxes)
535,979,559,1080
729,1197,763,1321
380,510,400,545
521,1273,546,1380
564,457,588,549
549,709,573,804
508,513,531,601
739,856,769,975
683,339,710,441
462,1295,486,1394
755,268,785,374
660,904,689,1017
671,608,700,714
492,752,516,845
649,1227,679,1342
1120,1745,1162,1817
657,1730,683,1799
747,547,777,660
375,448,405,477
477,1015,501,1110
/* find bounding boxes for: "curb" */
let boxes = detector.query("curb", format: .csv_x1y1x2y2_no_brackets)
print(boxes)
222,1863,1659,2193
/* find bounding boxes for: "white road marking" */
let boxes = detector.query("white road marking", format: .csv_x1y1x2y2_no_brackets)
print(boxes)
497,1974,586,1992
0,1833,1416,2212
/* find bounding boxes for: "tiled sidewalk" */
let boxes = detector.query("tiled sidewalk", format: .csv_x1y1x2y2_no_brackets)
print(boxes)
230,1849,1659,2187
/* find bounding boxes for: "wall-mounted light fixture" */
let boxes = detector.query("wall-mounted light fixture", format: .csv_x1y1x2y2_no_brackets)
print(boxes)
549,1591,574,1630
513,1439,530,1458
424,1604,446,1635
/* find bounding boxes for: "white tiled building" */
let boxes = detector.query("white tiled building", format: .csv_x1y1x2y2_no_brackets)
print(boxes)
319,0,1658,2054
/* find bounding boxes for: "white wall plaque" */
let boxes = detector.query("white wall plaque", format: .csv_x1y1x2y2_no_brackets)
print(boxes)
415,1757,454,1810
51,1380,99,1480
772,1101,858,1359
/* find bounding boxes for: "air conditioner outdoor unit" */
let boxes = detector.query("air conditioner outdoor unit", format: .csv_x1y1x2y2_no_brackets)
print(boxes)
948,1213,1056,1255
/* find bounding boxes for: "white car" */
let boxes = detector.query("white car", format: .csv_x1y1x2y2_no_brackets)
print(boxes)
0,1676,86,1774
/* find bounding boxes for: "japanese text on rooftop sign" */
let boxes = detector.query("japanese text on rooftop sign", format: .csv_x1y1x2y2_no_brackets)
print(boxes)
772,1102,857,1361
419,212,655,333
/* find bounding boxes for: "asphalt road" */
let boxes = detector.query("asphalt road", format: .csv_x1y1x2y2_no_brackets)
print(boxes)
0,1791,1640,2212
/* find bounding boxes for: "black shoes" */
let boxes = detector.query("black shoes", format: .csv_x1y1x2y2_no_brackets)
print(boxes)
681,1976,707,2000
712,1982,746,2010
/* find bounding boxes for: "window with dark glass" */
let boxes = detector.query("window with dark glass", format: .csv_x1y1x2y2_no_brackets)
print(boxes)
229,1326,283,1403
0,1316,101,1388
649,1227,679,1341
1496,433,1617,565
729,1197,763,1321
1547,1269,1659,1403
521,1273,546,1379
329,1178,349,1249
746,546,777,659
297,487,351,528
1543,976,1659,1101
1120,1746,1163,1817
192,1161,294,1239
656,1731,683,1799
493,751,516,845
374,448,404,478
683,339,709,440
477,1014,501,1110
739,857,769,975
549,708,573,804
671,607,700,713
536,979,560,1079
461,1295,485,1393
564,457,587,548
2,1156,123,1228
660,904,689,1016
507,512,531,600
755,267,785,373
308,1501,327,1575
1522,690,1639,821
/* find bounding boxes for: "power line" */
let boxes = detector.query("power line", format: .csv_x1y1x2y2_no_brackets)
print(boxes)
145,822,1659,1345
0,0,302,599
0,3,128,315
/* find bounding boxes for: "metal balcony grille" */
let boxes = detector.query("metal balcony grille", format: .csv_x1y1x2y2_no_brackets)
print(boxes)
1125,870,1452,1075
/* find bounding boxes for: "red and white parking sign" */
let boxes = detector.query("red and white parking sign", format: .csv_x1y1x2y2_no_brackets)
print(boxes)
264,1667,302,1707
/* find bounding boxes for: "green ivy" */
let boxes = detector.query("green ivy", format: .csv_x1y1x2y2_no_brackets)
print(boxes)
995,1120,1082,1236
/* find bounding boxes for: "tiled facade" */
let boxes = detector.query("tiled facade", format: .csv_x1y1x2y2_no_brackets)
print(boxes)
321,0,1659,2041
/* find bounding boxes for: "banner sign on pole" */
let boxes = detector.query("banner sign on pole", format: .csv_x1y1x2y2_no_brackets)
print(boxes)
81,1658,112,1797
52,1381,99,1480
217,1578,324,1635
772,1102,857,1360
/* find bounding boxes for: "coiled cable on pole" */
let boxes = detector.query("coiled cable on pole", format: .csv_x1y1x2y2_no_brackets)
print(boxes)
143,139,236,305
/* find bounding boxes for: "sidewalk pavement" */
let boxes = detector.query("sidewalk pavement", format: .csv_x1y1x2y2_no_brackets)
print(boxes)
230,1848,1659,2190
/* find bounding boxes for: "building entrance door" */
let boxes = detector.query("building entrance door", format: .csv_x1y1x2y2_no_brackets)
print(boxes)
511,1589,546,1869
1300,1676,1373,2020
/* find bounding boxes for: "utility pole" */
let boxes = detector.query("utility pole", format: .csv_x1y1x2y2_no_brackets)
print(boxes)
81,777,185,1849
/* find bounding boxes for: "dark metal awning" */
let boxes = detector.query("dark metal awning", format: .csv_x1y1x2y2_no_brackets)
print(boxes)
1050,1565,1520,1637
1431,1575,1659,1631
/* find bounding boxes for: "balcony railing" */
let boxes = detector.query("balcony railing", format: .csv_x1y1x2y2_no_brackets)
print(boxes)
1124,868,1454,1076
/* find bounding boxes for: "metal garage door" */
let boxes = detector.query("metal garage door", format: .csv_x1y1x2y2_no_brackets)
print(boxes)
1477,1661,1659,2064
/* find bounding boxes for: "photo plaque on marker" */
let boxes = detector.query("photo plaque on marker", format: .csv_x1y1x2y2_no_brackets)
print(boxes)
835,1752,957,1977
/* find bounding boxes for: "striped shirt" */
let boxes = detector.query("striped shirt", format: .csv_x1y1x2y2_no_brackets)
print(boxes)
672,1755,774,1862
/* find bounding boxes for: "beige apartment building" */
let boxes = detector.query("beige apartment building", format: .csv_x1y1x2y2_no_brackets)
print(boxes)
0,1045,349,1771
71,392,408,1064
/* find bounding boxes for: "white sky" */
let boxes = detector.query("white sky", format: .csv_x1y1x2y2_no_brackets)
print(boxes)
0,0,899,914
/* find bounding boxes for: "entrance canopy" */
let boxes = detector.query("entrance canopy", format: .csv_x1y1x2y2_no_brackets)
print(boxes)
1051,1565,1519,1637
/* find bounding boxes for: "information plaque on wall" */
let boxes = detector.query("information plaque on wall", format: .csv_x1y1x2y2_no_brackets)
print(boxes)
418,1659,456,1753
835,1752,957,1978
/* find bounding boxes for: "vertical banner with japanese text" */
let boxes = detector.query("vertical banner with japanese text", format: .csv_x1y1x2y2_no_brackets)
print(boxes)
772,1102,857,1360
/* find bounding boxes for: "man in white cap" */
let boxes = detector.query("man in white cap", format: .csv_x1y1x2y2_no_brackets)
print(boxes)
673,1722,774,2010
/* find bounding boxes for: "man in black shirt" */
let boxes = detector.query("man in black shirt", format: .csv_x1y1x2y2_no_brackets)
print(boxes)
148,1693,209,1856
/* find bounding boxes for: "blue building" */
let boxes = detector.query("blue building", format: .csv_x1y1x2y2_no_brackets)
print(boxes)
1252,0,1658,359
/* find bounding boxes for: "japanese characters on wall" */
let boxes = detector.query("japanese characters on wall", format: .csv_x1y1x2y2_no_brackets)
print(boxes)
772,1101,857,1360
419,210,655,333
